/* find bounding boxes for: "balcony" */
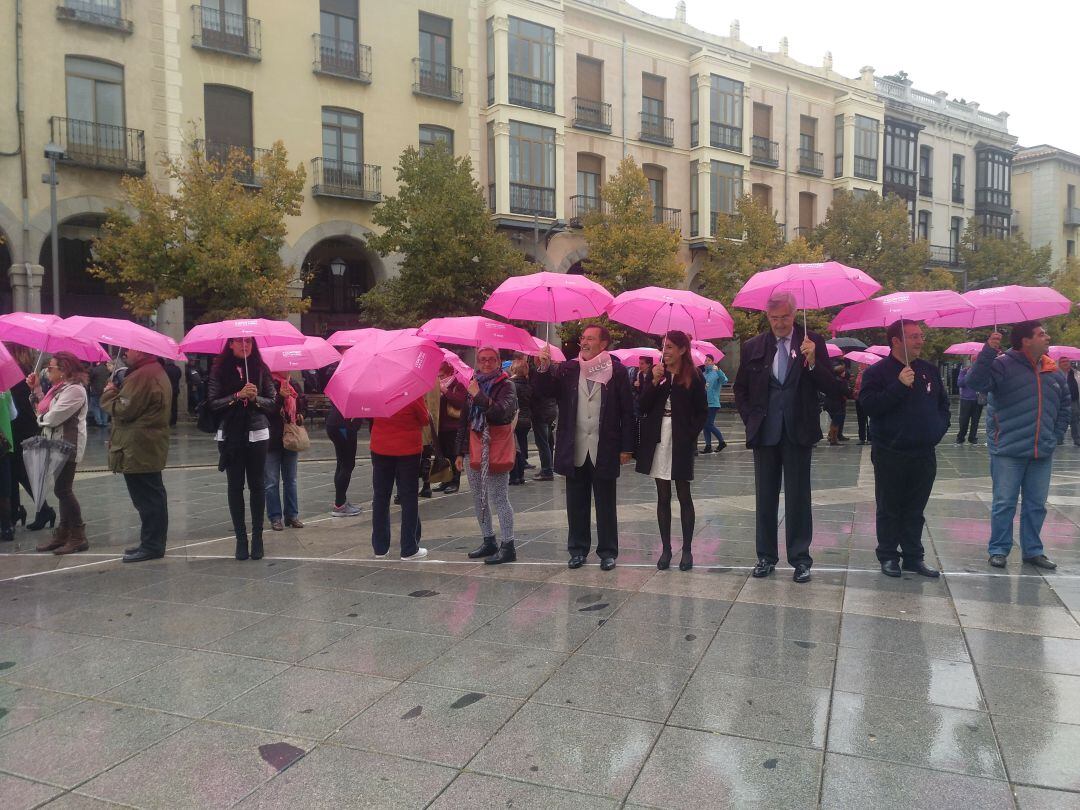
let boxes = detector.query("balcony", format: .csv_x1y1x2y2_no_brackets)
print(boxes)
50,117,145,175
710,123,741,152
798,148,824,177
310,158,381,202
412,58,462,102
508,74,555,113
571,97,612,134
1066,206,1080,227
313,35,371,83
919,176,933,197
640,112,674,147
198,140,270,187
510,183,555,217
711,213,744,241
975,188,1012,214
928,244,960,267
568,194,603,224
794,226,813,239
191,5,260,60
654,206,682,231
750,136,779,168
884,166,917,192
952,184,965,204
854,156,878,180
56,0,132,33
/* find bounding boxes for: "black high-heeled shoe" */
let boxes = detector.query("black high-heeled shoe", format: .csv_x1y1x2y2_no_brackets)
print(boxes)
15,505,27,527
0,526,13,543
27,505,56,532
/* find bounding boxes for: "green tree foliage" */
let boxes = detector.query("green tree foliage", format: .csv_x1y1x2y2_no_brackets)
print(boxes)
1049,256,1080,347
360,145,525,328
92,140,307,321
959,219,1053,290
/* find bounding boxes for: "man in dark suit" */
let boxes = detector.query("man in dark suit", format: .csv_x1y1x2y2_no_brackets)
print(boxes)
534,325,636,571
733,292,843,583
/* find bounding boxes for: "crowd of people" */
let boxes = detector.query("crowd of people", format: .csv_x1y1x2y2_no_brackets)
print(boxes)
4,303,1071,580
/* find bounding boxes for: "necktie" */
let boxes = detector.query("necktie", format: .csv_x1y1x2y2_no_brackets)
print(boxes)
776,338,789,381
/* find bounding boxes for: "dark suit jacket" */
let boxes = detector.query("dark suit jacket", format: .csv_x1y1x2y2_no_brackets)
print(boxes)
733,326,844,447
634,371,708,481
531,355,635,479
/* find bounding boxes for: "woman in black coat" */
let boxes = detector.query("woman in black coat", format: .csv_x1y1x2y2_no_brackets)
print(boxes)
635,331,708,571
207,338,278,560
508,356,533,486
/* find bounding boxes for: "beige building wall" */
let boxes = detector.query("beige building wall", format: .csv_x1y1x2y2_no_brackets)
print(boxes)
1012,146,1080,270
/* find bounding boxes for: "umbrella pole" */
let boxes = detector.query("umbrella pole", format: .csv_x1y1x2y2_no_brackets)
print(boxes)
902,317,909,366
33,349,44,374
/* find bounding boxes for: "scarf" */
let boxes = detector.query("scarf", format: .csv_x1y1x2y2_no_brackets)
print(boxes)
580,350,614,386
469,370,506,433
35,382,65,416
274,373,297,423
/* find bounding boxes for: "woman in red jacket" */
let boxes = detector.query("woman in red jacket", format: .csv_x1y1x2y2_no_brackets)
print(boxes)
370,396,430,559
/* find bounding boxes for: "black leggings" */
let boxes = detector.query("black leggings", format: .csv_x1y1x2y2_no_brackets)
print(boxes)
656,479,695,548
224,440,268,539
327,425,358,505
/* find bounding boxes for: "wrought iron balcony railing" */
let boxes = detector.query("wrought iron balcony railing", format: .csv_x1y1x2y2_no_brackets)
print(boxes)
640,112,674,147
569,194,604,223
508,74,555,113
56,0,132,33
710,123,741,152
854,155,878,180
919,176,933,197
928,244,960,267
197,140,270,187
571,98,612,133
798,148,824,177
313,34,371,82
311,158,382,202
1066,206,1080,227
412,58,462,102
191,4,260,59
654,206,682,231
510,183,555,217
952,183,965,204
750,136,779,167
50,116,145,174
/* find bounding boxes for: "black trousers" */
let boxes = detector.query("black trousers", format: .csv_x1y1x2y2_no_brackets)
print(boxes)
956,400,983,443
565,456,619,559
326,425,358,505
855,401,869,442
124,472,169,554
223,440,268,539
752,438,813,567
873,445,936,564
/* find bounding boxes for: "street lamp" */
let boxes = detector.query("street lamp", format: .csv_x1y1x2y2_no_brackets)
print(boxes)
329,257,347,277
43,143,65,316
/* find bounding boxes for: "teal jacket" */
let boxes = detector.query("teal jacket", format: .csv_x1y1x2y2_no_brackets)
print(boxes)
703,366,727,408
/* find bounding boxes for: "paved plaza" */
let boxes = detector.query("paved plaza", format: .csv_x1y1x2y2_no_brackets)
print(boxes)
1,412,1079,809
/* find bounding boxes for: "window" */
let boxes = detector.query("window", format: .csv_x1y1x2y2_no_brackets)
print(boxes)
486,18,494,105
1069,184,1077,210
710,160,743,220
419,125,453,156
322,107,363,185
690,161,698,237
917,210,931,241
799,116,821,175
1068,240,1076,258
798,192,816,236
690,76,698,147
418,12,452,97
883,120,918,189
854,116,878,180
975,148,1011,211
200,0,248,52
644,164,664,220
919,145,933,197
575,153,602,217
834,114,844,177
509,121,555,216
64,56,125,160
317,0,359,76
952,155,965,203
204,83,252,151
710,75,742,151
508,17,555,112
573,56,608,131
950,216,963,263
751,183,771,213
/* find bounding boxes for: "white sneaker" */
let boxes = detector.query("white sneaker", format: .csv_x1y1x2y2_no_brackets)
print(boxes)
401,548,428,560
373,552,389,559
332,503,362,517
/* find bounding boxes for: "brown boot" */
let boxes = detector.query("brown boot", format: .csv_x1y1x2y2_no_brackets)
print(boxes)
37,524,68,553
54,524,88,555
828,425,839,446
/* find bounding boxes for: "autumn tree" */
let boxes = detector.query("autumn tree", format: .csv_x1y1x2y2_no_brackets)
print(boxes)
959,219,1053,290
1049,256,1080,347
92,140,308,321
359,144,525,328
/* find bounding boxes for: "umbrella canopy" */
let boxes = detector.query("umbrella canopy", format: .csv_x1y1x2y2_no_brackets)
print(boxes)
830,290,974,332
261,337,341,373
732,261,881,311
326,331,444,418
440,349,473,386
866,345,892,357
55,316,185,361
483,271,613,323
529,336,566,362
826,343,843,358
610,347,661,367
944,341,988,356
326,327,419,347
606,287,734,339
418,316,537,354
21,435,75,513
0,343,25,392
826,337,867,351
1048,346,1080,361
844,350,885,366
179,318,305,354
691,339,724,363
925,286,1072,329
0,312,109,363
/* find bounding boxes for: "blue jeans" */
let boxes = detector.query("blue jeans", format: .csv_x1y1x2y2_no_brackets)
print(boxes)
533,420,553,475
264,448,299,521
989,454,1052,558
371,451,421,557
88,393,109,427
703,407,725,448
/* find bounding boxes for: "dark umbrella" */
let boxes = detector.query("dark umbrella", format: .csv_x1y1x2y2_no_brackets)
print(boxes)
826,337,867,351
21,436,75,513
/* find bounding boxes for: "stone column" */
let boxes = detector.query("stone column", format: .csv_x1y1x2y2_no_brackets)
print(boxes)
10,264,45,313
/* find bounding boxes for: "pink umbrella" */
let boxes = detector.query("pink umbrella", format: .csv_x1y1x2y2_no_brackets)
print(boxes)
418,316,537,354
733,262,881,330
826,343,843,358
0,343,26,392
55,316,186,361
326,331,444,418
260,337,341,373
844,350,884,366
692,339,724,363
1048,346,1080,361
527,336,566,362
866,345,891,357
327,327,418,347
610,347,662,367
0,312,110,364
441,349,473,386
925,286,1072,330
830,291,974,333
180,318,304,354
945,341,987,356
483,271,613,326
606,287,734,339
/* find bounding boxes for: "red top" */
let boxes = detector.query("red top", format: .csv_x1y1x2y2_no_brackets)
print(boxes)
370,398,429,456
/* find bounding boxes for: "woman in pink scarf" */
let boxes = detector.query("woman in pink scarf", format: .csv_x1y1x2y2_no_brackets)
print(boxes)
264,371,306,532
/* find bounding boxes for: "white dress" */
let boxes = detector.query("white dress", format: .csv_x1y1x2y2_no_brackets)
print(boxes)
648,406,674,481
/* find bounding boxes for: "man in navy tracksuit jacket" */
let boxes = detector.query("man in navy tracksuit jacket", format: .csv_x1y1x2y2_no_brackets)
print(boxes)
858,320,950,578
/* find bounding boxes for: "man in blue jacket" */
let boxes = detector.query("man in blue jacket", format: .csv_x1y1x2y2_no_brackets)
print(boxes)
967,321,1068,570
701,354,728,452
858,320,949,578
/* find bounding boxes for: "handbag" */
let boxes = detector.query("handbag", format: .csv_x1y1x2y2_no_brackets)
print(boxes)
446,404,462,420
470,420,517,473
282,421,311,452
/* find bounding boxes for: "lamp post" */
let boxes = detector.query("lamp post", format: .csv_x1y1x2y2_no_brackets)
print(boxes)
43,143,65,316
329,257,346,316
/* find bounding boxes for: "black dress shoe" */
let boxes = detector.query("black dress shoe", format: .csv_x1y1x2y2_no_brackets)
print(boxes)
468,537,498,559
751,559,775,578
442,484,459,494
656,547,672,570
1023,554,1058,570
270,520,284,532
902,560,941,578
988,554,1007,568
600,557,616,571
880,559,902,577
715,441,727,451
532,472,554,481
123,548,164,563
124,545,141,555
567,555,586,569
484,541,517,565
678,550,693,571
793,564,812,583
